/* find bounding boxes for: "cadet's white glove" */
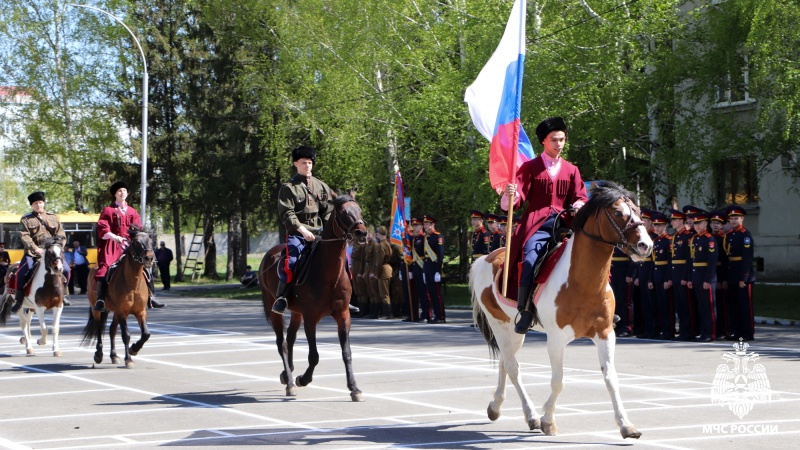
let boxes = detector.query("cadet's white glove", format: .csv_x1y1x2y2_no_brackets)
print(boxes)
434,273,441,282
423,274,426,283
398,271,402,281
408,272,413,280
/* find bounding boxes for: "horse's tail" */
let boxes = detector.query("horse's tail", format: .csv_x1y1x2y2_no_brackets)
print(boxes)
0,292,11,326
469,259,499,360
80,309,107,347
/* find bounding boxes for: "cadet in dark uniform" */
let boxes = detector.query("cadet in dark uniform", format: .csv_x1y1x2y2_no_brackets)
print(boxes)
610,247,635,337
400,219,419,322
650,212,674,340
272,145,335,314
498,215,508,249
470,210,490,262
635,209,658,339
682,204,702,338
723,205,755,341
0,242,10,292
11,191,70,313
486,213,503,252
687,211,718,342
410,217,429,321
710,210,730,339
667,208,694,341
422,215,445,324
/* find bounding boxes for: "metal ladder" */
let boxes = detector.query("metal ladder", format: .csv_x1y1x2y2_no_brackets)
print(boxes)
182,218,205,281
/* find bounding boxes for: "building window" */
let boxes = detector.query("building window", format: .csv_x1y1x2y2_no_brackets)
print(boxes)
714,53,754,107
717,158,758,205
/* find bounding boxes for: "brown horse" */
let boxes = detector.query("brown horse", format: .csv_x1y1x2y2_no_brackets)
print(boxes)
0,238,66,356
259,194,368,401
81,227,155,368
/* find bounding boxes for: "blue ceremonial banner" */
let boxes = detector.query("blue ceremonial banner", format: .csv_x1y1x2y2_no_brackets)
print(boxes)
390,171,406,248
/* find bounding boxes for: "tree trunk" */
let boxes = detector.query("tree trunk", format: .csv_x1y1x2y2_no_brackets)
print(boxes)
203,212,218,279
172,198,184,282
226,213,242,281
239,206,248,277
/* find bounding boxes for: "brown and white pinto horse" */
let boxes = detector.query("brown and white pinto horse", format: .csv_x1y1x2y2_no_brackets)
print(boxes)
471,181,653,438
258,194,368,401
0,238,66,356
81,227,155,368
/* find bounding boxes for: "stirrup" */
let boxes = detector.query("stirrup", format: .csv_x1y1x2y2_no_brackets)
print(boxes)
271,297,288,315
93,299,107,313
514,310,534,334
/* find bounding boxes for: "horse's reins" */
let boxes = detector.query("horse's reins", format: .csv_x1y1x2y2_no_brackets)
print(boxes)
126,237,152,265
580,196,644,249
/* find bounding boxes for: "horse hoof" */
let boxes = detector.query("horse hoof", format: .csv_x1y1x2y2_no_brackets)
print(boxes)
94,353,103,364
129,348,138,356
487,405,500,422
620,425,641,439
350,391,364,402
19,337,26,345
542,420,558,436
36,339,42,345
280,372,288,385
528,417,541,431
111,356,120,365
295,376,308,387
125,361,135,369
26,348,35,356
286,386,297,396
53,351,62,357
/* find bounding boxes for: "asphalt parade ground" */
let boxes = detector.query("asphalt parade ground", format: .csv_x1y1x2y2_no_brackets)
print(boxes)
1,291,799,449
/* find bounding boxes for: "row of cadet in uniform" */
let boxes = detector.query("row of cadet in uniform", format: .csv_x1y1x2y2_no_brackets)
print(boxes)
349,215,447,324
609,204,756,343
469,210,520,259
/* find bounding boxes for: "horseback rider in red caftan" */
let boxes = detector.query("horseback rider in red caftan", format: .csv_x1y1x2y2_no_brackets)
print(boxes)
502,117,588,334
92,181,164,312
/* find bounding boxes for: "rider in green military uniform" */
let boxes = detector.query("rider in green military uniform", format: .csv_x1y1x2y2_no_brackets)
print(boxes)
271,145,335,314
10,191,70,313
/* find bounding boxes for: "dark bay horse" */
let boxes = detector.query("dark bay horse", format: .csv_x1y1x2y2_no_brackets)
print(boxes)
81,227,155,368
259,194,368,401
471,181,653,438
0,238,66,356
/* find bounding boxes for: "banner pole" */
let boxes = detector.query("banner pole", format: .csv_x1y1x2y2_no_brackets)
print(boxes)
501,195,515,297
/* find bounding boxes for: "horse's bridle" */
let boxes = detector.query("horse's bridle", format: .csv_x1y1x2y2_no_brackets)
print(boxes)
44,241,63,274
127,237,153,265
325,200,365,242
580,196,644,249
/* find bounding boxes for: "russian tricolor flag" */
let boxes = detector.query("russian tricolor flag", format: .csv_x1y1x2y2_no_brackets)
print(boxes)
464,0,534,193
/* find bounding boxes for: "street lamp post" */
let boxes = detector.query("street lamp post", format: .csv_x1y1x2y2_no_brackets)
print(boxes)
70,4,149,223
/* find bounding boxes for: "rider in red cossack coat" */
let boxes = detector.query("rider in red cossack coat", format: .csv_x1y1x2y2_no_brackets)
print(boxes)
92,181,165,312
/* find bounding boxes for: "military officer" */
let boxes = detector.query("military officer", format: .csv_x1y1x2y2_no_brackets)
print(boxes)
272,145,335,315
498,215,508,249
610,246,635,337
470,210,490,262
650,212,674,340
371,226,394,319
710,210,730,339
667,208,695,341
723,205,755,341
363,228,380,319
10,191,70,313
410,217,429,321
422,215,445,324
350,237,368,316
682,205,702,337
486,213,503,251
635,209,658,339
400,219,419,322
687,211,718,342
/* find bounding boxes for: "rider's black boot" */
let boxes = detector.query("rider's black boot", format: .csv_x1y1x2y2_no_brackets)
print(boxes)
271,280,290,314
93,279,108,312
10,286,25,313
514,285,535,334
147,270,165,309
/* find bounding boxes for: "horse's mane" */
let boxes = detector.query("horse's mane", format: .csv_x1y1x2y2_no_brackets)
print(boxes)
42,237,61,247
572,181,637,231
333,194,354,208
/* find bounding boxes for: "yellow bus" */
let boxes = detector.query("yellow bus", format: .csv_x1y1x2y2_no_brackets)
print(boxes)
0,211,100,266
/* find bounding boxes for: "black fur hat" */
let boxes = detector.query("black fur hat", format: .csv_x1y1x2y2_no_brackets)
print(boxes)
291,145,316,164
110,181,128,197
535,117,568,144
27,191,45,204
